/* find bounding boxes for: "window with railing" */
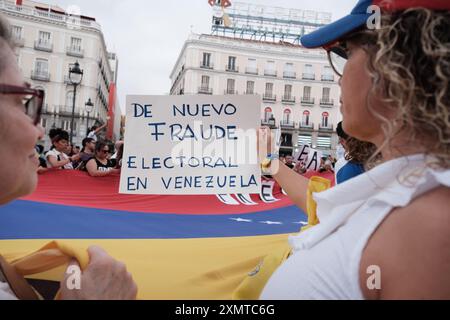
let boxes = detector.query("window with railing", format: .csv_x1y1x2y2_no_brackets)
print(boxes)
283,63,296,79
265,61,276,76
264,83,275,100
246,81,254,94
302,64,315,80
246,58,258,74
283,84,293,101
32,58,49,80
302,110,310,126
322,66,334,81
226,79,235,94
201,75,210,88
321,112,329,128
264,107,273,122
201,52,212,68
227,56,237,71
302,86,313,103
11,25,22,40
283,109,292,124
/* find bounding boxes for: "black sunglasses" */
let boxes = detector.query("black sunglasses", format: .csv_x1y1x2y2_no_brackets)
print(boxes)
0,84,45,125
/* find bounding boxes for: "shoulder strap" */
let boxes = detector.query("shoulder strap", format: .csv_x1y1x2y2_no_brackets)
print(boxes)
0,255,39,300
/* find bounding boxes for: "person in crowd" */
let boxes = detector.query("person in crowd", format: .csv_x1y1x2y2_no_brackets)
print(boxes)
259,0,450,299
87,122,107,142
79,138,95,162
84,140,120,177
334,121,377,184
284,155,295,169
110,141,124,169
0,16,137,300
45,129,80,170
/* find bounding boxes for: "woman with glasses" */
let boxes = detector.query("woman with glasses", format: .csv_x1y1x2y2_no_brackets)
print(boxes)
0,16,136,300
259,0,449,299
84,140,120,177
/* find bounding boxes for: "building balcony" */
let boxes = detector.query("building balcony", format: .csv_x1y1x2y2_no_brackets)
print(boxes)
225,65,239,73
244,90,255,95
224,89,238,95
282,95,296,104
299,122,314,131
319,124,334,132
302,73,315,80
34,40,53,52
264,69,277,77
280,120,295,130
31,70,50,82
262,93,276,102
200,61,214,69
321,74,334,82
301,97,315,105
198,86,213,94
245,67,258,75
55,105,81,116
66,46,84,58
320,99,334,107
283,71,296,79
261,118,277,129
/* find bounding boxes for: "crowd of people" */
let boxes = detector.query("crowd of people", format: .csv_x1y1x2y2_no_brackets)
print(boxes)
35,127,123,177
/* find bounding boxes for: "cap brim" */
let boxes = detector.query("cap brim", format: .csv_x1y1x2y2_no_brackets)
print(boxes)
301,13,370,48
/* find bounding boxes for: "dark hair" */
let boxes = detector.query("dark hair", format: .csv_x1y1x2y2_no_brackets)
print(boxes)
90,126,98,131
336,122,349,140
49,128,69,145
94,140,109,154
82,137,95,148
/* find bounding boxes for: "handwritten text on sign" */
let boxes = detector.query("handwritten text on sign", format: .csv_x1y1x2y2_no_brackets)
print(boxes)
119,95,261,195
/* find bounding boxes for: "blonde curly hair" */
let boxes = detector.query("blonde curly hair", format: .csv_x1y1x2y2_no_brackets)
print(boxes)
359,8,450,168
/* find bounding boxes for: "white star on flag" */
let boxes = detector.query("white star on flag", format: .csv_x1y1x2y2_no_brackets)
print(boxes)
259,221,283,225
230,218,253,223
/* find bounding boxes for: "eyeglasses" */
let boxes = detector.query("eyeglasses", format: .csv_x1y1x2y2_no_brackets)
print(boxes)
0,84,45,125
100,149,109,154
326,45,348,78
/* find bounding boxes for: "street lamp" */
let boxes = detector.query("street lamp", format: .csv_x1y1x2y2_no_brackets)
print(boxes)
68,61,83,144
85,98,94,136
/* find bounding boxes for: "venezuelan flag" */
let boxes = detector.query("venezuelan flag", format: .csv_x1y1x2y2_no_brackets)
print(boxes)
0,170,307,299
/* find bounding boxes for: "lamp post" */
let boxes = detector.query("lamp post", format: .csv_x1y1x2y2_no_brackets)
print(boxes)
85,98,94,136
68,61,83,144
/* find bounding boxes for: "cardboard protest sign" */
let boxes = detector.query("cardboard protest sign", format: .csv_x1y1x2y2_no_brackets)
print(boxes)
120,95,261,195
293,144,323,172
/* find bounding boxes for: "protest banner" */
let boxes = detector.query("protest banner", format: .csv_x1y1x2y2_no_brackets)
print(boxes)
120,95,261,195
293,144,323,172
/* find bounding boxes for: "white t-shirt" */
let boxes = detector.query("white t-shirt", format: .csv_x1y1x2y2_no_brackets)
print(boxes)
87,131,97,142
0,281,17,300
45,149,73,170
261,154,450,300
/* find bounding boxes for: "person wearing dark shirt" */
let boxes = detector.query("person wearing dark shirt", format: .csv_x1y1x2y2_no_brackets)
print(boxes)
84,141,120,177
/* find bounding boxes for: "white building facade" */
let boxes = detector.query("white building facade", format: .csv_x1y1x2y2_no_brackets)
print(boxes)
0,0,119,150
170,33,342,156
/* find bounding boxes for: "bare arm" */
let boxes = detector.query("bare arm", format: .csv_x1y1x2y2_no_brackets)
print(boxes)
258,127,310,213
94,123,108,135
47,154,71,169
86,159,118,177
271,160,310,213
360,186,450,300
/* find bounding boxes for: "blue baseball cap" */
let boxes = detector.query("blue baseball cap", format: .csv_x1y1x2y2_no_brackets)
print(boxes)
301,0,450,48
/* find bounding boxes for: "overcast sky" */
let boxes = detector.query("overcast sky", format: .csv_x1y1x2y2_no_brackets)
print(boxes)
38,0,355,114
